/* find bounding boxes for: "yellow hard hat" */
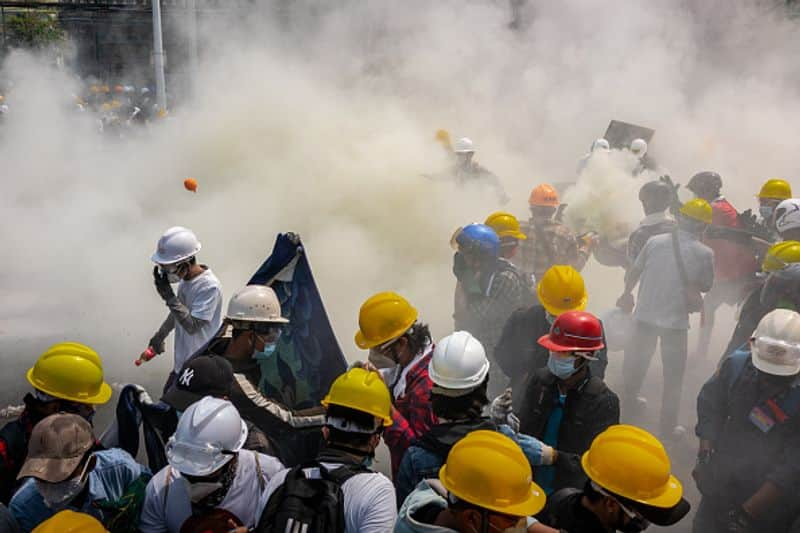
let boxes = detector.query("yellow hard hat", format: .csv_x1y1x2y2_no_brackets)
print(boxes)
321,367,392,426
537,265,588,316
33,510,108,533
439,430,546,517
581,425,683,509
354,292,418,349
679,198,712,225
484,212,527,241
762,240,800,273
26,342,112,404
758,179,792,200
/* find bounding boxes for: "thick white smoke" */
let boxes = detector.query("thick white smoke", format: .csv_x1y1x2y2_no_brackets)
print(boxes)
2,4,799,511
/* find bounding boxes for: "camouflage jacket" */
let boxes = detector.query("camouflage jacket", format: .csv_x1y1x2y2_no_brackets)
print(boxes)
519,219,590,282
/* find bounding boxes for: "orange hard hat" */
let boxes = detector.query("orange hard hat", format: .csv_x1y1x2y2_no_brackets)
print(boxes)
529,184,560,207
183,178,198,192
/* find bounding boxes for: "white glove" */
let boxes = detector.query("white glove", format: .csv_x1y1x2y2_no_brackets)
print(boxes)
490,388,520,433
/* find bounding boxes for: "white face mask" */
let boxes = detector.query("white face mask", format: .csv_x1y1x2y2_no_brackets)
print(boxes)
36,476,87,510
186,480,224,503
368,345,397,369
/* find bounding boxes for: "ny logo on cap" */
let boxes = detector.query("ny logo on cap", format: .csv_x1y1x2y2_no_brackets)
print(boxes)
179,368,194,387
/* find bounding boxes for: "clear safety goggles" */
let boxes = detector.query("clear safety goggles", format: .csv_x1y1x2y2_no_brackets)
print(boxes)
752,336,800,367
591,482,650,528
165,438,235,474
369,335,401,357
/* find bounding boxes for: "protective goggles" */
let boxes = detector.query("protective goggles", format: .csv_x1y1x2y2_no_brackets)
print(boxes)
752,336,800,367
165,439,235,474
591,482,650,528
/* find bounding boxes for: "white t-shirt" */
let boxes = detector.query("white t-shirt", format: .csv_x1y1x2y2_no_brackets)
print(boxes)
140,450,283,533
173,268,223,371
257,462,397,533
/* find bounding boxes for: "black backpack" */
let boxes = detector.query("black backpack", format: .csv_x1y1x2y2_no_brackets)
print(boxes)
258,460,368,533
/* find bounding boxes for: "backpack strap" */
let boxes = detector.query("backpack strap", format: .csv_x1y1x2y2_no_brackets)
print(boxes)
253,451,266,492
724,345,751,392
320,463,370,487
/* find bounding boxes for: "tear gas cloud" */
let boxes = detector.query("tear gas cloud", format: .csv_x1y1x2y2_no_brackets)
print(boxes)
1,0,799,391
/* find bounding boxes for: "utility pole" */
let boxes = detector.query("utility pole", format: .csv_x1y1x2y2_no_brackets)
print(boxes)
187,0,199,92
151,0,167,111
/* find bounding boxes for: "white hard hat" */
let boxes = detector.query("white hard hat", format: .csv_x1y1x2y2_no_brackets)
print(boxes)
775,198,800,235
429,331,489,392
751,309,800,376
630,138,648,157
166,396,248,476
591,138,610,152
151,226,202,265
226,285,289,323
453,137,475,154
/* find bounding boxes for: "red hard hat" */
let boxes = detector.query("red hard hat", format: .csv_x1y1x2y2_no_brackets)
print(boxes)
538,311,605,352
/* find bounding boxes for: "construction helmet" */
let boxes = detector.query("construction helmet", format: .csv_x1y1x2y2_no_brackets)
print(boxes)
455,224,500,258
529,184,560,207
484,212,527,241
226,285,288,323
679,198,713,225
429,331,489,393
774,198,800,235
581,425,683,508
537,265,588,316
151,226,201,265
591,138,610,152
321,367,393,427
687,171,722,195
762,241,800,273
33,510,108,533
758,179,792,200
629,138,648,157
26,343,112,405
751,308,800,376
439,430,546,517
538,311,604,352
166,397,248,477
453,137,475,154
354,292,418,349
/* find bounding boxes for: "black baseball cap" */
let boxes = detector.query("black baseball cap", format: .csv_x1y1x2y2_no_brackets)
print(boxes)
162,355,234,411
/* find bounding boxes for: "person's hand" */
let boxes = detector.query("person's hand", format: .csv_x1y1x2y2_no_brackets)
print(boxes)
725,507,754,533
692,449,715,496
490,388,520,433
227,519,249,533
616,292,634,314
148,336,165,355
153,266,175,302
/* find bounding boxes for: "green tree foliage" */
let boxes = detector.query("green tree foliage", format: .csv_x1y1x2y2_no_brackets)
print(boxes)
6,11,65,49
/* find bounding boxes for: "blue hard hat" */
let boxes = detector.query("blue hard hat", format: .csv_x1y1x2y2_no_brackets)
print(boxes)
456,224,500,258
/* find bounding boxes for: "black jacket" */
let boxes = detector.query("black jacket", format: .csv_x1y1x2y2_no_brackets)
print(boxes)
495,305,608,404
519,368,619,492
696,350,800,529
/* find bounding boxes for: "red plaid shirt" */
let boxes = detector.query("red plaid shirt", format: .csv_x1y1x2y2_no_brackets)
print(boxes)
383,348,437,479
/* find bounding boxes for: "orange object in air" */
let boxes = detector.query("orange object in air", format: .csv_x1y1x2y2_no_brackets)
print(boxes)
529,184,560,207
184,178,198,193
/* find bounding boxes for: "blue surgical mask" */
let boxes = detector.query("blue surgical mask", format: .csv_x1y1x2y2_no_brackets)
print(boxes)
760,205,775,221
547,353,578,380
253,343,277,361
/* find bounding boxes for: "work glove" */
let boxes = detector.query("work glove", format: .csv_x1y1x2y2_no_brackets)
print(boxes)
490,388,520,433
153,266,176,302
616,293,634,314
725,506,755,533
